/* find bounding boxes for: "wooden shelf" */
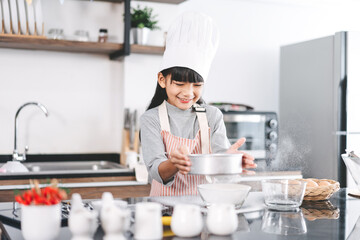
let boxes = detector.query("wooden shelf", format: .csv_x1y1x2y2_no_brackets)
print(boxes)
0,36,122,54
131,44,164,55
84,0,186,3
0,36,164,56
135,0,187,4
0,0,174,59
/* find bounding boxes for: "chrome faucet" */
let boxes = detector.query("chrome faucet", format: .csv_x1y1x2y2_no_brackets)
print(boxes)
13,102,49,161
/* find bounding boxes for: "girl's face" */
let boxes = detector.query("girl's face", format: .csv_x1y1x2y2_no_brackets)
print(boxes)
158,73,204,110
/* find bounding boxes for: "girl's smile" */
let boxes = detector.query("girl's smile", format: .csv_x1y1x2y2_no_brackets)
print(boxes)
158,73,204,110
178,97,193,103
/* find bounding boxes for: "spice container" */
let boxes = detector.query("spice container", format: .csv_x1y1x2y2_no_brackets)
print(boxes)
74,30,90,42
98,28,108,43
48,29,65,40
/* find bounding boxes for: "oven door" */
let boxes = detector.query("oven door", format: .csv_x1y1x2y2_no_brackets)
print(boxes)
223,114,266,159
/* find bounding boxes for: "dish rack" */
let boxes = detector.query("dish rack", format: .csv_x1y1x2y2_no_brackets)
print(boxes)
0,0,45,38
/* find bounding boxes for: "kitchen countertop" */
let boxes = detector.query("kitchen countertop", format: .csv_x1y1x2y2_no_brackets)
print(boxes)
0,188,359,239
0,153,302,202
0,170,300,202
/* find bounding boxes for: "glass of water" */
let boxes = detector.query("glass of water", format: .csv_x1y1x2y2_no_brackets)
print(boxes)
261,179,307,211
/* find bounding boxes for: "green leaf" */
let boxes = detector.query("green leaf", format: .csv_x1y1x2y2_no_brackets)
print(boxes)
61,187,71,195
130,5,161,30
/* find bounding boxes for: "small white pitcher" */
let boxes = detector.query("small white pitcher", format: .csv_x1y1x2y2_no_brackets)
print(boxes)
171,204,203,237
206,203,238,236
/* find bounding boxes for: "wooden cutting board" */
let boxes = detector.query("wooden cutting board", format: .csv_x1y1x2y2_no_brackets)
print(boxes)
120,130,140,166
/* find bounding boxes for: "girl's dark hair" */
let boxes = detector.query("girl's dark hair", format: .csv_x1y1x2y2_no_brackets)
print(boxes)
147,67,205,110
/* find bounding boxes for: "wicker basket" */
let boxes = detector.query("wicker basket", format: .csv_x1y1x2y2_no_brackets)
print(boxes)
300,178,340,201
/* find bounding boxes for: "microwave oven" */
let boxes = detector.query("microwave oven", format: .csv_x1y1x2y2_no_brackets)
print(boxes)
222,111,278,166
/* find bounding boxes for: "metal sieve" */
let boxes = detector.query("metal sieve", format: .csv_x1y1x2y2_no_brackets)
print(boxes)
188,153,243,175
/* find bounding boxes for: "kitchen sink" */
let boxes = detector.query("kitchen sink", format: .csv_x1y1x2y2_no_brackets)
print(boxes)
22,161,130,174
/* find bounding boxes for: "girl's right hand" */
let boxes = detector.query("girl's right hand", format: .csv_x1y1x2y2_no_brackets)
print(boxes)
169,145,192,175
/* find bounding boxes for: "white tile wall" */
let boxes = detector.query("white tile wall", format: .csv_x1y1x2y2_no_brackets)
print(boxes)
1,0,360,154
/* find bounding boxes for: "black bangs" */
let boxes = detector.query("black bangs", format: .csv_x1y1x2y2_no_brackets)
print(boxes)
160,67,204,83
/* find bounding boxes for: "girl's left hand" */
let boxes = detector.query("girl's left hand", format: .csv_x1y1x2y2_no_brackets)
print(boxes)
226,137,257,173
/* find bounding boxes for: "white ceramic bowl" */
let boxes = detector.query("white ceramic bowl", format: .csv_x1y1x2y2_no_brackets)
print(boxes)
197,183,251,209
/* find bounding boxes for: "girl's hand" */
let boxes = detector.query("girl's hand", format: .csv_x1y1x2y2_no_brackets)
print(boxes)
169,145,192,175
226,137,257,173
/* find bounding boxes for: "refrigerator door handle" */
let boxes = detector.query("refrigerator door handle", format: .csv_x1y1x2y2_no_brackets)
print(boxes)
334,131,360,135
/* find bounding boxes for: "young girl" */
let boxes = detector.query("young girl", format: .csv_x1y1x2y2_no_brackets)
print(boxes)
140,12,256,196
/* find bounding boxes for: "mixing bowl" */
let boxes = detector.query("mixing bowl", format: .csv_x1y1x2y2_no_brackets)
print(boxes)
261,179,307,211
197,183,251,209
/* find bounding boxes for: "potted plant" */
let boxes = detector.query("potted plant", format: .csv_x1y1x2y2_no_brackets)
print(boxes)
15,179,68,240
131,5,160,45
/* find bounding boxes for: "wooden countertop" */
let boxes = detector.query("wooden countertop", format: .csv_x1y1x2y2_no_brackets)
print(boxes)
0,176,151,202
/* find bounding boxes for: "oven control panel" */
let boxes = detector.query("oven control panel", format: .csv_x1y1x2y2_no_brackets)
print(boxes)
265,113,278,165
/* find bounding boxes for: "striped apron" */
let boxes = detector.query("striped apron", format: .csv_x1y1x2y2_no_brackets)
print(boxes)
149,100,211,196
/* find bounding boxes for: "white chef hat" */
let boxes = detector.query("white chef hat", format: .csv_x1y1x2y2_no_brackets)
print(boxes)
159,12,220,81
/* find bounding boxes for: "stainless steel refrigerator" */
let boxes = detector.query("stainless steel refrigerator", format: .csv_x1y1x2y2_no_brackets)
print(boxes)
279,31,360,188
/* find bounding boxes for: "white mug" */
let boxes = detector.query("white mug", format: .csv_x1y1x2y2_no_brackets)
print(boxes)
171,204,203,237
134,202,163,239
126,151,139,169
206,203,238,236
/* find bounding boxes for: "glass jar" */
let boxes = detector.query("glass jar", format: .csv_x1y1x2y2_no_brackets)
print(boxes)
47,29,65,40
74,30,90,42
98,28,108,43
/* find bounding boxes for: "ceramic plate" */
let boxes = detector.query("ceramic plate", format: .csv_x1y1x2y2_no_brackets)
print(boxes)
1,0,11,33
33,0,42,35
24,0,34,35
9,0,18,34
17,0,26,34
